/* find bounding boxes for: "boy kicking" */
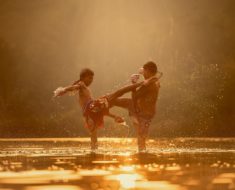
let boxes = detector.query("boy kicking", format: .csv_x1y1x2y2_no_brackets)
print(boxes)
53,68,157,151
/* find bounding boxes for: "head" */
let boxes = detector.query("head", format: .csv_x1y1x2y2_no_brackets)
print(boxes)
141,61,158,79
79,68,94,86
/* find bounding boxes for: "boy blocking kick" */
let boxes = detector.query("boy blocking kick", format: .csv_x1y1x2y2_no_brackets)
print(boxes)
53,67,159,151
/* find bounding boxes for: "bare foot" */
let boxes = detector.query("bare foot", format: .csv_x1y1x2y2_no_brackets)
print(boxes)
114,116,125,123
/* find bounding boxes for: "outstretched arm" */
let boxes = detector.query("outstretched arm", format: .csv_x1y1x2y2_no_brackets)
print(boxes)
53,84,81,98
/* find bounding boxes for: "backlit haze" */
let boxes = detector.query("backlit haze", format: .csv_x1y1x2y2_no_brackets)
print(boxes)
0,0,234,137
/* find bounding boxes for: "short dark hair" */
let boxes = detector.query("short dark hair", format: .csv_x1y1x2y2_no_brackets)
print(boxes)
80,68,94,79
143,61,157,74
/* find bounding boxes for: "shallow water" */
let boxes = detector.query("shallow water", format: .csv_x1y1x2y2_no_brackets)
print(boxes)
0,138,234,190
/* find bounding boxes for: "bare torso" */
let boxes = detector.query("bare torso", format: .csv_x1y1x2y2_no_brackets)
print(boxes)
77,82,93,108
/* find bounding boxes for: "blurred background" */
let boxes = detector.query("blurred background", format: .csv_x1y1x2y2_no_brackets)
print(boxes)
0,0,234,138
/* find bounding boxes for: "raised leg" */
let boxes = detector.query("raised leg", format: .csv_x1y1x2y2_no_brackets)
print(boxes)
106,82,143,103
110,98,132,108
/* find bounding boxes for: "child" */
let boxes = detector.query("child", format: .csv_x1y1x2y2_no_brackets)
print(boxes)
54,68,157,151
111,62,162,152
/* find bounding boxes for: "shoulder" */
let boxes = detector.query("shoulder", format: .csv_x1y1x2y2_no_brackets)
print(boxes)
78,81,86,88
148,81,160,91
155,81,160,89
72,81,87,91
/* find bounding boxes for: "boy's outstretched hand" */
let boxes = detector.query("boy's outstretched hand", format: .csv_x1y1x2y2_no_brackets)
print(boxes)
53,87,66,98
130,74,140,84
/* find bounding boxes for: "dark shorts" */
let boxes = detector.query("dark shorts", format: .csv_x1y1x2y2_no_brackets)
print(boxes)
130,115,151,137
111,98,152,137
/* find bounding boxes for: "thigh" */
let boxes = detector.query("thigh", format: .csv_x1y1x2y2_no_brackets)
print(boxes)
110,98,132,109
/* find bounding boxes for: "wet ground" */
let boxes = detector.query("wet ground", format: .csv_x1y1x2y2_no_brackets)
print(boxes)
0,138,234,190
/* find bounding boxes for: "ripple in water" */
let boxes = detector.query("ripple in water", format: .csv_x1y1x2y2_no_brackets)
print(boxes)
0,138,234,190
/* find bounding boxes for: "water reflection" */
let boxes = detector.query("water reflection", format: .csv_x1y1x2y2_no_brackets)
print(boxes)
25,185,82,190
107,173,143,189
0,138,234,190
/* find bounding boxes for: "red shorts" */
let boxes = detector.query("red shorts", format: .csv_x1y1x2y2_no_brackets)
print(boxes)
83,98,109,131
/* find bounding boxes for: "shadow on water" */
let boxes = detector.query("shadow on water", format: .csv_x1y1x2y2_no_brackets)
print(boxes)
0,138,235,190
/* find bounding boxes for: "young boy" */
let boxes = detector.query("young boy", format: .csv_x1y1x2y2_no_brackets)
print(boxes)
54,68,157,151
111,61,162,152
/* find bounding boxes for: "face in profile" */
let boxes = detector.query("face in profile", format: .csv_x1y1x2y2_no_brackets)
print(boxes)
82,75,94,86
142,68,153,79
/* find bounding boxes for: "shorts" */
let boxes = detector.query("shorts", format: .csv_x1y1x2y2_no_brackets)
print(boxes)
112,98,152,137
131,115,151,138
83,98,109,131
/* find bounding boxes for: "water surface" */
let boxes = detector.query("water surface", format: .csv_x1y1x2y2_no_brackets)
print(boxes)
0,138,234,190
